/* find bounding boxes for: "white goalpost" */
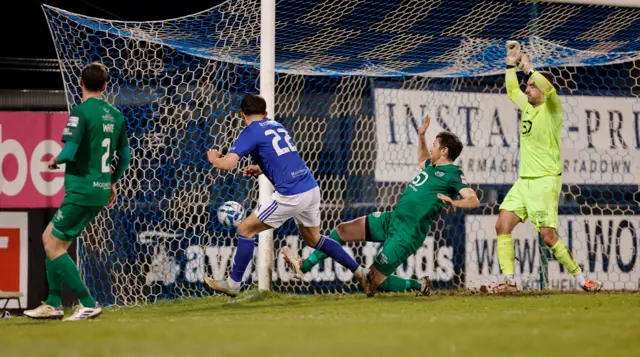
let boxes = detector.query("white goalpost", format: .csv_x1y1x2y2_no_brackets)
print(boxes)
258,0,276,292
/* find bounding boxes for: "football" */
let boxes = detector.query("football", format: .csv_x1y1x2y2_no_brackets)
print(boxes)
217,201,246,227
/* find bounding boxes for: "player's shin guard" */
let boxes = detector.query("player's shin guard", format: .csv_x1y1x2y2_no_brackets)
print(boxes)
301,229,344,273
51,253,96,308
229,235,255,287
45,256,62,308
550,239,581,275
315,235,359,272
497,234,515,279
379,275,422,292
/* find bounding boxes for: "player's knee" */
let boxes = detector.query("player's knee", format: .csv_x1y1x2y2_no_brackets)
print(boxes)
495,213,516,235
41,231,50,248
540,228,557,246
495,219,507,235
336,222,348,238
42,231,61,258
237,221,251,237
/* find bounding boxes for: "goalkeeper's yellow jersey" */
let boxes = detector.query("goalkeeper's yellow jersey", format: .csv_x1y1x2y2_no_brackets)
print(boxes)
506,68,563,178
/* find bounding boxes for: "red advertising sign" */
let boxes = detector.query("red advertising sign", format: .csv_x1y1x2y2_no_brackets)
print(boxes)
0,112,68,208
0,212,28,308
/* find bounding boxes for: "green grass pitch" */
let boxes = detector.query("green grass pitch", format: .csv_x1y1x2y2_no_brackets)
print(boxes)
2,291,639,357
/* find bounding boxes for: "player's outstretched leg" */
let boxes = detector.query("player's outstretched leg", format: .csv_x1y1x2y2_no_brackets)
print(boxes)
379,275,431,296
540,228,602,292
297,225,371,295
283,228,346,280
295,216,366,275
285,215,429,294
284,240,429,294
205,213,268,297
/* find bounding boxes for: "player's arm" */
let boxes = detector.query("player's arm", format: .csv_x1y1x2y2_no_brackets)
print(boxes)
49,110,85,168
418,114,431,169
438,188,480,209
208,150,240,171
505,41,528,111
520,54,562,116
108,123,132,207
208,128,255,171
438,171,479,209
111,124,132,184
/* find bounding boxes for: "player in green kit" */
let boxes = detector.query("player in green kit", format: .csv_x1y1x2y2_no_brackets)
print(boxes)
24,62,132,320
491,41,602,293
283,115,480,297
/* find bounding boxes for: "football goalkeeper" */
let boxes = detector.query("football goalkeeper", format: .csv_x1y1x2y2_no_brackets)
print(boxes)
491,41,601,293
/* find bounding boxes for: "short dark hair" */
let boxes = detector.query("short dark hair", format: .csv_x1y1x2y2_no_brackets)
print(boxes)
240,94,267,115
81,62,108,91
436,131,463,161
535,70,554,87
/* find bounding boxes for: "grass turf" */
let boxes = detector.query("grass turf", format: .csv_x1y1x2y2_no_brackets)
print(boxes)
1,290,639,357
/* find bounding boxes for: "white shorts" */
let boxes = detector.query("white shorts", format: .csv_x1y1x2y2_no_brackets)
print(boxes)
254,186,321,228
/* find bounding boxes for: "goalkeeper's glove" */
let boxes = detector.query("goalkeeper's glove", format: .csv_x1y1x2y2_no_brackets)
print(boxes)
506,40,521,66
517,53,534,75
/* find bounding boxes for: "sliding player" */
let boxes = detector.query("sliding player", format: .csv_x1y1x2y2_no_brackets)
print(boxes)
284,114,480,297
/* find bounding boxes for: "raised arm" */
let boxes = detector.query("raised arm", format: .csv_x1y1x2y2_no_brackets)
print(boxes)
505,41,528,111
418,114,431,169
528,66,562,117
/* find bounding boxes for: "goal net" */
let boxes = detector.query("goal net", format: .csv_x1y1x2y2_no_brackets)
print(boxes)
43,0,640,307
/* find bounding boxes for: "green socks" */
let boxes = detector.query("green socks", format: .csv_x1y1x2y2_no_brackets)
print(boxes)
379,275,422,292
51,253,96,308
497,234,515,276
550,239,581,275
301,229,344,273
300,228,423,293
45,256,62,308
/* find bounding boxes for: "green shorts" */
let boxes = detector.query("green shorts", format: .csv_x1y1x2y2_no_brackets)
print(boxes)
366,211,424,276
51,201,103,241
499,175,562,231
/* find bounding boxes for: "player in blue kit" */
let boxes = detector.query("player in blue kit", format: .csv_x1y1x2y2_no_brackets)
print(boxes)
204,94,369,296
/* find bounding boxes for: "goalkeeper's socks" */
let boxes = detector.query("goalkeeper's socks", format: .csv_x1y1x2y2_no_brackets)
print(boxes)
301,229,344,273
45,256,62,308
315,235,359,272
229,235,255,285
51,253,96,308
550,239,581,275
575,272,586,287
379,275,422,292
496,234,515,277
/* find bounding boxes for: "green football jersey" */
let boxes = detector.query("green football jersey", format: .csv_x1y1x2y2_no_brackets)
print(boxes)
393,160,469,240
61,97,128,206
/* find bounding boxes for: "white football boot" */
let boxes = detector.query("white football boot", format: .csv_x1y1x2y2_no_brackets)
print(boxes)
24,302,64,320
204,276,240,297
63,303,102,321
282,247,304,280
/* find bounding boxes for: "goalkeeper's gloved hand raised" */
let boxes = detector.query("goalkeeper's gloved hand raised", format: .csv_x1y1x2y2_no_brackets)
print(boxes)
518,53,534,75
506,40,521,66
